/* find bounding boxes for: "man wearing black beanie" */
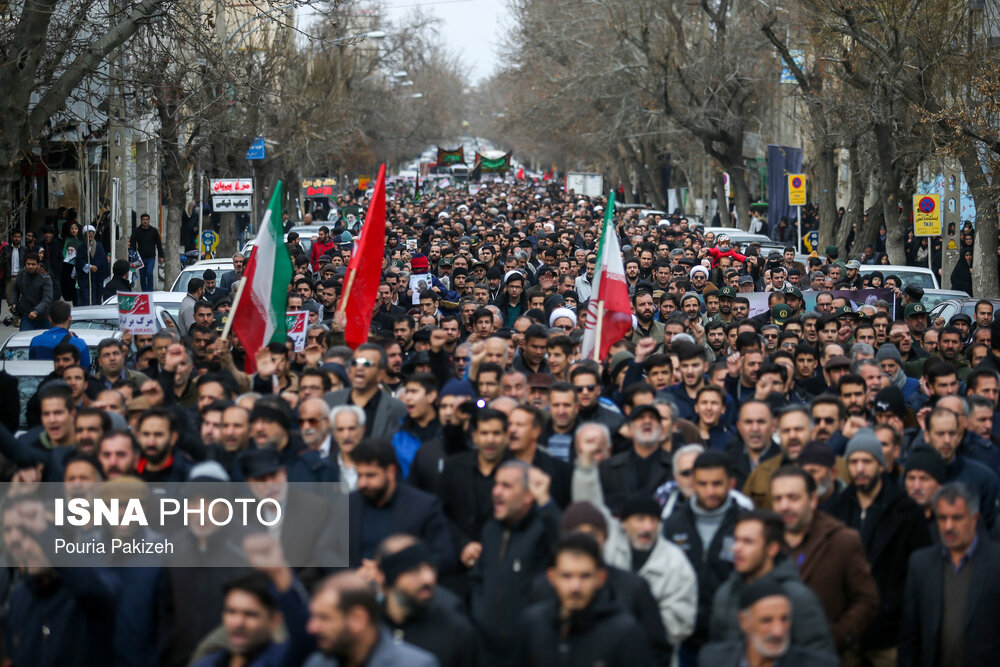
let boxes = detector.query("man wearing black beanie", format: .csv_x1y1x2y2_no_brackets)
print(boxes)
375,535,477,667
904,446,947,538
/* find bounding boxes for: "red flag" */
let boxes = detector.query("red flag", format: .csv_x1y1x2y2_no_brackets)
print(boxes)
338,163,386,349
516,166,525,180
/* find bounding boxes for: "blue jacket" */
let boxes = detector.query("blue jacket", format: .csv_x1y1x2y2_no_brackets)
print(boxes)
667,383,737,428
29,326,90,368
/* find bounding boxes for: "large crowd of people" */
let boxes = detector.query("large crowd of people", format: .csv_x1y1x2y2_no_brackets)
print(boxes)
0,179,998,666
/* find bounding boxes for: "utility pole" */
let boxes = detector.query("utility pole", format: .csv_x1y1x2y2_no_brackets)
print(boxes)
107,0,129,261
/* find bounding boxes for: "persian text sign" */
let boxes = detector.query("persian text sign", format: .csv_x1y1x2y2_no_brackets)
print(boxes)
118,292,156,334
212,196,252,213
285,311,308,351
210,179,254,195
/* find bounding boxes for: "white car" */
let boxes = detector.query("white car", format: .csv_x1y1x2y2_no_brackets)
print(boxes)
702,227,773,246
68,305,178,332
0,329,120,373
1,360,55,431
860,264,939,290
171,259,235,292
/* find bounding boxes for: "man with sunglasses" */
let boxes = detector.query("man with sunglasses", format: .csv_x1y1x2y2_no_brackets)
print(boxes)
325,343,407,440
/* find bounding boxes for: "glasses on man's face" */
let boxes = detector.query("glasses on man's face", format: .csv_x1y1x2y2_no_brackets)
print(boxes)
351,358,376,368
557,324,574,332
574,384,597,393
299,417,323,426
677,469,693,478
813,416,838,424
307,334,324,342
764,333,778,340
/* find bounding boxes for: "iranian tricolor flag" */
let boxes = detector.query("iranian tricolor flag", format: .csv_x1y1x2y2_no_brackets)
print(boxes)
580,192,633,362
228,181,293,371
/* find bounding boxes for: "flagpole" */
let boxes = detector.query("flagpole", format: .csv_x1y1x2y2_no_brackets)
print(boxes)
593,301,604,362
338,268,358,313
221,275,248,339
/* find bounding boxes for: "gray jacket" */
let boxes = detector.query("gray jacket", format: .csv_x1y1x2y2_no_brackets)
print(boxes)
709,557,835,654
573,463,698,645
323,388,407,440
303,628,439,667
177,294,197,334
14,271,53,318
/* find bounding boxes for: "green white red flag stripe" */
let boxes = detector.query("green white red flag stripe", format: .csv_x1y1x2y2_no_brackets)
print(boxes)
580,191,633,361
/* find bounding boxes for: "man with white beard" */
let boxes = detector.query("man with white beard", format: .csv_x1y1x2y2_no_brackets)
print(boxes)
698,581,838,666
298,398,332,456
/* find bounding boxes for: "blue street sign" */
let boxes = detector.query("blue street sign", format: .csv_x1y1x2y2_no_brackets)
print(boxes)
246,137,265,160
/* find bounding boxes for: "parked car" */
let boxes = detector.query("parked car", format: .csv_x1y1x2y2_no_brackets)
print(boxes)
170,259,235,292
860,264,939,290
0,329,120,373
919,289,971,312
68,305,178,332
1,360,55,432
285,224,326,256
930,298,1000,324
701,227,773,247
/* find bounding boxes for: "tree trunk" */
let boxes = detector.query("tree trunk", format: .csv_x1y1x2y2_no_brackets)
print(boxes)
814,143,839,251
956,141,999,297
219,212,238,258
728,160,751,231
0,166,19,234
714,172,732,227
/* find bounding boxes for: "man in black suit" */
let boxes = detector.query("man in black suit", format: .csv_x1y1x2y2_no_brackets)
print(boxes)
899,482,1000,666
438,408,512,574
348,438,454,573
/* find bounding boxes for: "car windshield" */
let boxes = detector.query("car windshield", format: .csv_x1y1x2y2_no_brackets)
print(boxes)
173,270,204,293
15,375,44,429
895,271,937,289
69,319,119,330
2,345,29,361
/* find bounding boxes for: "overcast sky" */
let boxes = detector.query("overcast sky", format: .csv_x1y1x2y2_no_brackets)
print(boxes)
383,0,509,84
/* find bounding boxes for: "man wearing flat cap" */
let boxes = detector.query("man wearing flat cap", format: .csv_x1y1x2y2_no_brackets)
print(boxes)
698,580,839,666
